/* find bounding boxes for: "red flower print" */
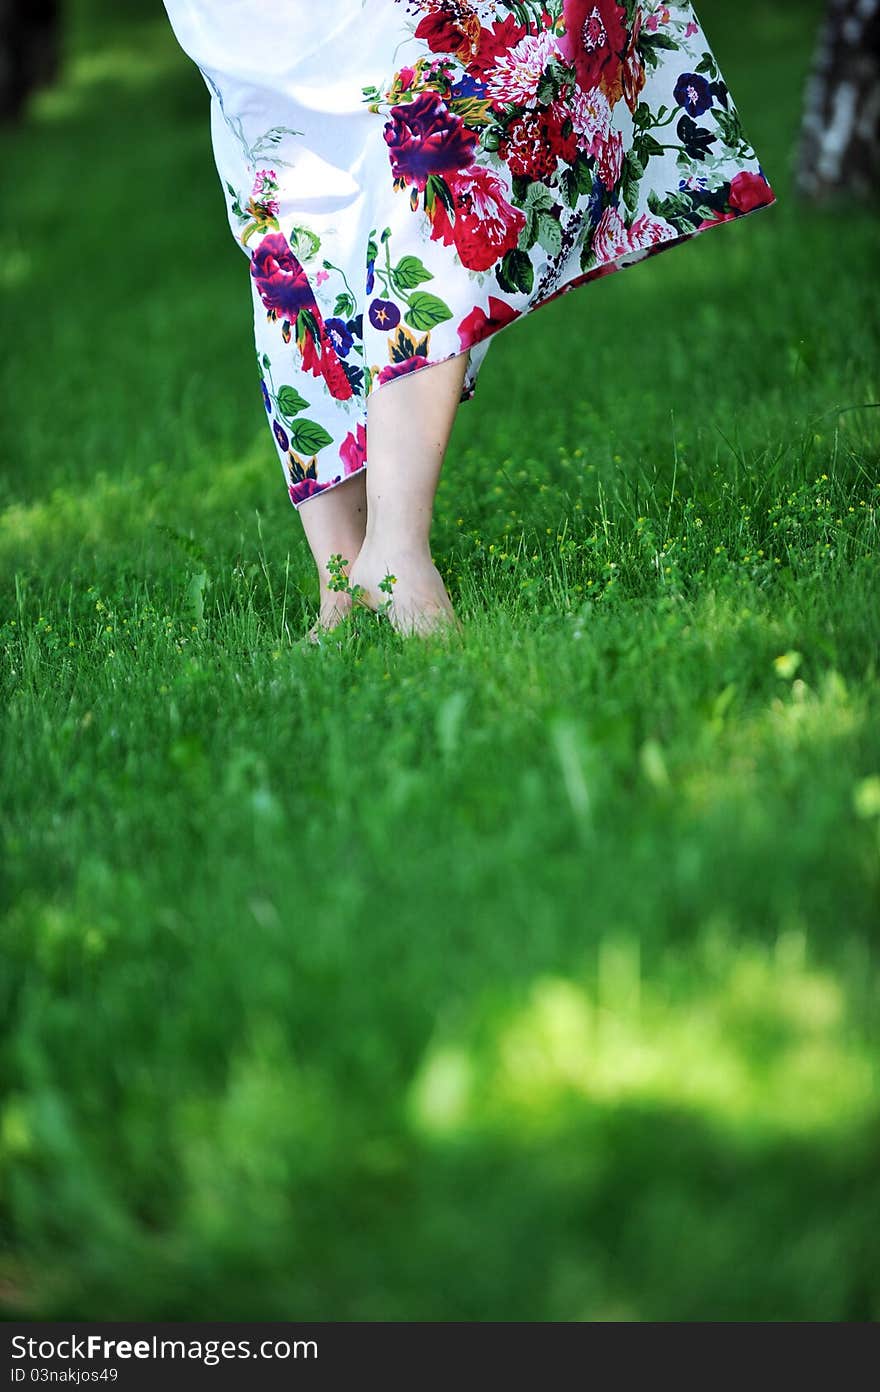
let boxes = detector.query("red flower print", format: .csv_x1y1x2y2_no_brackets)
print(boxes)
251,232,314,320
298,317,354,402
299,323,322,377
320,346,355,401
621,7,647,113
468,15,529,80
559,0,628,101
728,169,774,213
595,125,624,187
340,421,367,474
415,13,462,55
430,164,526,272
384,91,478,190
457,295,520,352
415,9,482,62
697,210,736,230
498,101,578,181
500,109,559,180
543,102,579,166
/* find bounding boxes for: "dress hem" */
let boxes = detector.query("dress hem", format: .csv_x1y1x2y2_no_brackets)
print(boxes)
291,187,778,511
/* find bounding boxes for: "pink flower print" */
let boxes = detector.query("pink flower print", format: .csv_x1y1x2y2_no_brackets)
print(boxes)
340,421,367,475
250,168,280,219
648,6,671,30
485,29,561,109
591,205,632,261
569,87,613,157
251,168,278,197
628,212,676,249
596,125,624,187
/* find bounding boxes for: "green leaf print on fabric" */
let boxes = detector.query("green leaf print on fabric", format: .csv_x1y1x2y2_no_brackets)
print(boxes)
638,31,679,68
391,255,433,292
276,385,309,421
535,212,563,256
296,308,322,348
333,292,357,318
404,292,454,332
622,151,646,215
496,248,535,296
290,419,334,455
289,226,322,262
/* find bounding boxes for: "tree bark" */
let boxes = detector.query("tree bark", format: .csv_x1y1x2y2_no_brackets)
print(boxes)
795,0,880,200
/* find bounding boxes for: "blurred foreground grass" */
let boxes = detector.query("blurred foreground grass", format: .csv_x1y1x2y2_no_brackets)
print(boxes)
0,0,878,1319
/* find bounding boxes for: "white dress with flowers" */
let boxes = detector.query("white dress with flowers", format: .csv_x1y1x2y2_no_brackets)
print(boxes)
161,0,777,508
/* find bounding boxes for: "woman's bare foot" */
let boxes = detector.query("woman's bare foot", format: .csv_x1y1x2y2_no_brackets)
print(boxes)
298,352,469,643
348,545,461,638
296,471,367,643
306,588,354,644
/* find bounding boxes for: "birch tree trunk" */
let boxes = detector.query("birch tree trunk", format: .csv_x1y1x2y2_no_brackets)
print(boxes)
796,0,880,200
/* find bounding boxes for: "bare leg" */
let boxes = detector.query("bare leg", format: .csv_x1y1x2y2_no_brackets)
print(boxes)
297,468,367,641
348,352,468,636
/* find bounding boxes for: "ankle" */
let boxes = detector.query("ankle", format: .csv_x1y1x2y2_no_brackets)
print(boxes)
362,507,432,555
358,533,432,564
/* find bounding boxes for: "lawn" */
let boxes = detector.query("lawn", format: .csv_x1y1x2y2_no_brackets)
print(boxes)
1,0,878,1320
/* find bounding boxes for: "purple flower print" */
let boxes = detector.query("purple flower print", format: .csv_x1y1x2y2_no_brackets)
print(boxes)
383,91,477,190
325,317,354,356
369,298,401,330
251,233,315,320
673,72,713,117
289,477,334,506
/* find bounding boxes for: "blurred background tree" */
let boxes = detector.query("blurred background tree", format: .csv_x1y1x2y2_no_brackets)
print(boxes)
796,0,880,199
0,0,60,119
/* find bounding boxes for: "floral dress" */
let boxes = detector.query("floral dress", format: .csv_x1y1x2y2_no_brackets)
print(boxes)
161,1,777,508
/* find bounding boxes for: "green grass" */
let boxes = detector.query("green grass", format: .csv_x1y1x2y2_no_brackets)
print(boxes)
1,0,879,1321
